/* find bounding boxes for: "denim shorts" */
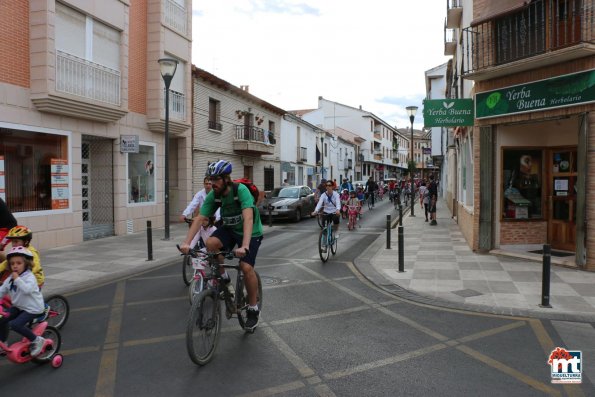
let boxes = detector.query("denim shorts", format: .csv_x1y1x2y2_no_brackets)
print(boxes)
210,227,263,266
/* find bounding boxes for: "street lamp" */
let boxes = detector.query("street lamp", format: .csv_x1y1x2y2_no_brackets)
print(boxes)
318,130,325,181
158,57,178,240
406,105,418,217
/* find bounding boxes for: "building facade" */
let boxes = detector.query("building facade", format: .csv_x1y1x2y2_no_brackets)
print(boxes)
447,0,595,271
191,67,284,192
0,0,193,250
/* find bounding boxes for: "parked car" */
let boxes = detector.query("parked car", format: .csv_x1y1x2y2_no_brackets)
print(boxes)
259,185,317,222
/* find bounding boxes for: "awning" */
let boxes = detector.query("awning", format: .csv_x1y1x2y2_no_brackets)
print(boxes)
471,0,528,26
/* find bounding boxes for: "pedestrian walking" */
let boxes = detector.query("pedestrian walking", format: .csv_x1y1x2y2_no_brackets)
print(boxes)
428,175,438,225
419,181,430,222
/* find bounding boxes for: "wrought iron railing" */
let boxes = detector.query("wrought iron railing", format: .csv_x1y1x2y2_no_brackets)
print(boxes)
166,89,185,121
56,50,121,106
163,0,187,34
462,0,595,75
208,120,222,131
235,125,276,145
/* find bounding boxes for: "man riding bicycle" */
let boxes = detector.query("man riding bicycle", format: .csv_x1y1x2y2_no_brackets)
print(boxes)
365,177,378,208
311,180,341,238
180,160,263,332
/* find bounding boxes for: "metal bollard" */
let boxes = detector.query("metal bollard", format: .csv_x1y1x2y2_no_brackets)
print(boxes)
268,205,273,227
399,205,403,226
146,220,153,261
386,214,391,249
398,226,404,272
540,244,552,308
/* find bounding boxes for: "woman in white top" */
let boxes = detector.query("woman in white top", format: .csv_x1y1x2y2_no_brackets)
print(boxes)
312,180,341,237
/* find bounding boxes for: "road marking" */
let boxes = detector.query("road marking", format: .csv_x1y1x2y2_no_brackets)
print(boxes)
94,281,125,397
456,345,561,396
323,343,448,379
262,327,315,378
235,380,306,397
457,321,526,343
269,305,370,326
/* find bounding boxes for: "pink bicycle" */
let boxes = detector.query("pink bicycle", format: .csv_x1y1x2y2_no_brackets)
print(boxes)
0,305,63,368
347,205,361,230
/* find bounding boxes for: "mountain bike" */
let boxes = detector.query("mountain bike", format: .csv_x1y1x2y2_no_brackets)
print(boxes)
179,246,263,366
317,213,337,262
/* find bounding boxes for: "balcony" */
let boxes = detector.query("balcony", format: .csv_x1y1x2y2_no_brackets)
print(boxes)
32,50,127,122
297,147,307,163
444,21,456,55
446,0,463,28
208,120,222,131
462,0,595,81
374,153,383,162
163,0,187,35
233,125,275,155
168,89,186,121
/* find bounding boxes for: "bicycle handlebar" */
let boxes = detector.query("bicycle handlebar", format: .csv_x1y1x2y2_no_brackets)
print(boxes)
176,244,248,260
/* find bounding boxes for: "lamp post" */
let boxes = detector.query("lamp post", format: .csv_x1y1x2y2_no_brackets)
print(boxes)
318,130,325,182
406,105,418,217
158,57,178,240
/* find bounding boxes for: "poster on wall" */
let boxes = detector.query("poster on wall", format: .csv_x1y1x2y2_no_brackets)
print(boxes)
51,159,69,209
0,156,5,201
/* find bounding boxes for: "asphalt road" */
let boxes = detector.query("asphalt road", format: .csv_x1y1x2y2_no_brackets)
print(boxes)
1,199,593,396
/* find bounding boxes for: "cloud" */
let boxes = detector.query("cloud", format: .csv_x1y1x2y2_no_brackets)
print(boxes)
246,0,320,15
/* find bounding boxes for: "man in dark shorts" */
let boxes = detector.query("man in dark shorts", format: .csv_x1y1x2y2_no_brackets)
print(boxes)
180,160,263,332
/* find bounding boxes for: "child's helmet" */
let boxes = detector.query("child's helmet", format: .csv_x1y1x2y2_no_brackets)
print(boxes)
6,225,33,242
6,245,34,260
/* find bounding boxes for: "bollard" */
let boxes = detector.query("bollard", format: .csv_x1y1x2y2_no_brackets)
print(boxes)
398,226,404,272
268,204,273,227
398,205,403,226
386,214,391,249
540,244,552,308
146,220,153,261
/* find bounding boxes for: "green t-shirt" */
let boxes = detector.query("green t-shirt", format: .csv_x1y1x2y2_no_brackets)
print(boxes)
200,183,263,237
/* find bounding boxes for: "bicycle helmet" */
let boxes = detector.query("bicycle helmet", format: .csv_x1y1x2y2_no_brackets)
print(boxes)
206,160,232,177
6,245,34,260
6,225,32,241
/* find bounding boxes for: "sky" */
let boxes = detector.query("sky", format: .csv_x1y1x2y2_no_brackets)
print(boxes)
191,1,451,129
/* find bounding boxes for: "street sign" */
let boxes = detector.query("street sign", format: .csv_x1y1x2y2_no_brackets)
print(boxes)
120,135,139,153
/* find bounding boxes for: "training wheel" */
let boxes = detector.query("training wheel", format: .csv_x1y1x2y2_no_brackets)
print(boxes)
51,354,63,368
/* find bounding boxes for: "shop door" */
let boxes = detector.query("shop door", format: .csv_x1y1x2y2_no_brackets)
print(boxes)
82,137,114,240
547,148,577,251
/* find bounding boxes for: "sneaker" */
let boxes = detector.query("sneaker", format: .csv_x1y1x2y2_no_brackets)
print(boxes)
430,220,437,226
244,308,260,332
425,219,428,222
29,336,45,356
335,233,340,240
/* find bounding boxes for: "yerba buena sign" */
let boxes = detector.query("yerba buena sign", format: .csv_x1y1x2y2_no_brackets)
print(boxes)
423,99,474,127
476,69,595,119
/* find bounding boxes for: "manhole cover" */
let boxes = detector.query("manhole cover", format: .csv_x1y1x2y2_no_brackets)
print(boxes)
452,289,483,298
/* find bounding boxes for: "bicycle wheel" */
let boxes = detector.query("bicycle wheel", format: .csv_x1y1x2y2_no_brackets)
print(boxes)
182,255,192,286
32,325,61,364
186,289,221,366
318,227,330,262
188,275,204,304
236,271,263,330
45,295,69,329
367,198,373,210
330,229,338,255
317,214,325,229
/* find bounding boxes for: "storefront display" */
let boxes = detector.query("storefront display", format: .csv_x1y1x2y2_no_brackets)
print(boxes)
502,149,542,219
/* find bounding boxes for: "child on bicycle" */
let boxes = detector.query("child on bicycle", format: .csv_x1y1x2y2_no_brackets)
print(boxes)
194,216,217,252
347,190,361,217
0,226,44,288
0,246,46,356
339,189,350,219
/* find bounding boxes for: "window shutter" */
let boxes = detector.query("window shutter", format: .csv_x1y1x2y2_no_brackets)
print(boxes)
55,3,85,58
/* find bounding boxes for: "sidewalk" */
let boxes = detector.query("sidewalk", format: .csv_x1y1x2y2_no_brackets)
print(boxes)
40,222,278,297
356,198,595,322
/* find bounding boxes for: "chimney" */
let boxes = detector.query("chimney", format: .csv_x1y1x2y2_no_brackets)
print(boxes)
240,85,249,92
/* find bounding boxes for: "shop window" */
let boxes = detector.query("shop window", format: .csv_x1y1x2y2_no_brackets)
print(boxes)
128,144,155,204
0,127,69,212
502,149,542,219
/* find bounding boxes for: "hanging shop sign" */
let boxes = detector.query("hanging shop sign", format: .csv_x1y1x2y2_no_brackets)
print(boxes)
51,159,69,209
120,135,139,153
476,68,595,119
423,99,474,127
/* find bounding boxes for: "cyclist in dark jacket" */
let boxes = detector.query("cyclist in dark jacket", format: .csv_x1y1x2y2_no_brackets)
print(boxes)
365,177,378,207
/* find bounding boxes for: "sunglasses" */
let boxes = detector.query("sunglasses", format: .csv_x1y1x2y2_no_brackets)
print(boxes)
326,184,333,187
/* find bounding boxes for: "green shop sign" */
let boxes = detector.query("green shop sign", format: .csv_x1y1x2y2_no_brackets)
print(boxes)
423,99,474,127
476,69,595,119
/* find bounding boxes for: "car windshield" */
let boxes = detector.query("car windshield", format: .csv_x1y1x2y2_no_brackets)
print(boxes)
273,187,299,198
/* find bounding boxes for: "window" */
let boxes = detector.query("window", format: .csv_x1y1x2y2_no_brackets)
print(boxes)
0,126,69,212
128,144,156,204
165,57,185,121
502,149,542,219
208,98,221,131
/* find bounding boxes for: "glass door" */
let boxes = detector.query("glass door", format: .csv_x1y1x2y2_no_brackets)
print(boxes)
547,148,577,251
